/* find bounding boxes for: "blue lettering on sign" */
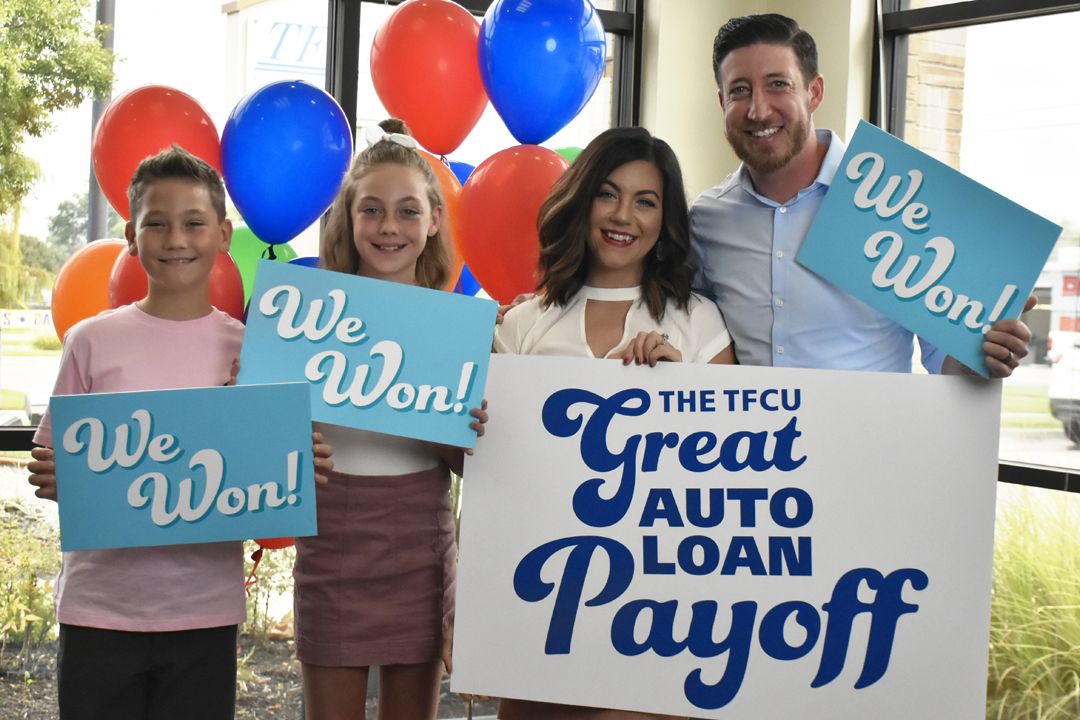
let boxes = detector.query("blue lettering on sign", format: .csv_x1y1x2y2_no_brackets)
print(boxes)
515,385,930,711
541,388,807,528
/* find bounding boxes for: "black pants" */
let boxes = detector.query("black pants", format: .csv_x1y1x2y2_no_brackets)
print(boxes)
58,624,237,720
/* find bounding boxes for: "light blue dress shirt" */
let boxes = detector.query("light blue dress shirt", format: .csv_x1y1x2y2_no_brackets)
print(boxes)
690,130,944,373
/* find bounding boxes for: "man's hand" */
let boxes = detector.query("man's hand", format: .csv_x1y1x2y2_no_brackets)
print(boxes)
943,293,1037,378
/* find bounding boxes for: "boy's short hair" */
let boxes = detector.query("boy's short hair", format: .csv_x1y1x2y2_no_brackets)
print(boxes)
127,145,227,221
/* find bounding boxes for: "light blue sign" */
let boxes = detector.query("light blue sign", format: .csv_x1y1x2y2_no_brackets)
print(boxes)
238,260,497,447
51,383,317,552
797,120,1060,376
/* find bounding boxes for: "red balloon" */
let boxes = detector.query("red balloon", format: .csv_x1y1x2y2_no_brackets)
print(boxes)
92,86,221,220
371,0,487,155
418,150,465,291
51,240,128,341
458,146,569,303
255,537,295,550
107,249,245,322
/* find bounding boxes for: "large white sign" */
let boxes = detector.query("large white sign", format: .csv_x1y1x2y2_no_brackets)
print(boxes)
453,355,1001,718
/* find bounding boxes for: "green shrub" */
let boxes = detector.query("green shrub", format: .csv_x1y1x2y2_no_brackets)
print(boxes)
0,500,61,675
988,485,1080,719
31,334,61,352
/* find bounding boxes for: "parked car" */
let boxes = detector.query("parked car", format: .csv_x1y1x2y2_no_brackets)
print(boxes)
1048,331,1080,443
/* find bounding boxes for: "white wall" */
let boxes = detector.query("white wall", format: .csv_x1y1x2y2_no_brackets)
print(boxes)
639,0,874,199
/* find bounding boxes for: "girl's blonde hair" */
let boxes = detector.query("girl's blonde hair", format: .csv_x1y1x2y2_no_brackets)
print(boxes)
321,118,450,289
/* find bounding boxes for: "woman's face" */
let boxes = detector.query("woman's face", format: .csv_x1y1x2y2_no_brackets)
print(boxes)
586,159,664,287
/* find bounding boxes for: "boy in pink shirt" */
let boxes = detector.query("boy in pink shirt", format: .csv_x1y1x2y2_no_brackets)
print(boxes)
27,146,330,719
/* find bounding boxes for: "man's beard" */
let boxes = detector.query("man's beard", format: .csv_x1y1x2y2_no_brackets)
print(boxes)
725,116,809,175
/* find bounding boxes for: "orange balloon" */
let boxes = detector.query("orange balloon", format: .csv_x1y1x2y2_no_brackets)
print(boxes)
92,85,221,219
370,0,487,155
419,150,466,291
107,249,246,322
458,146,569,303
51,240,128,341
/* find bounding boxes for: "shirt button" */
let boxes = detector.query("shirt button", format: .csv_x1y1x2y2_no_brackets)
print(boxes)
779,206,788,214
776,345,785,354
775,299,784,307
775,250,784,259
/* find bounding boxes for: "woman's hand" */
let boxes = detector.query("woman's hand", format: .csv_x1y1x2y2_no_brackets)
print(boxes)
617,331,682,366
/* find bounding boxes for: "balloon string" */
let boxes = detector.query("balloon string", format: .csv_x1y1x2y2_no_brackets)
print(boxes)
266,245,277,261
244,547,264,595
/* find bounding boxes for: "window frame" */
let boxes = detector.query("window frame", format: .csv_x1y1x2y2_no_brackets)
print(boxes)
876,0,1080,493
0,0,643,455
326,0,644,142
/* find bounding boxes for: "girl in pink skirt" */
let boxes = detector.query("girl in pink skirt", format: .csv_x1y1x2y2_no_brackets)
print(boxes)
294,118,487,720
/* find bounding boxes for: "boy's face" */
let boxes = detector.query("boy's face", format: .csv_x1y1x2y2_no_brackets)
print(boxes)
125,179,232,295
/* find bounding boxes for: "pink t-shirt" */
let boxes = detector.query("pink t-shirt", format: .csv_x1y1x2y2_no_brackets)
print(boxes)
34,303,247,632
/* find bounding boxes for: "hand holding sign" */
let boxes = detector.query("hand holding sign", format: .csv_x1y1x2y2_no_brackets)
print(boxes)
797,120,1059,377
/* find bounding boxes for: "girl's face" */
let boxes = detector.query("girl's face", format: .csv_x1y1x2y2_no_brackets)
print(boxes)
585,159,664,287
350,163,441,285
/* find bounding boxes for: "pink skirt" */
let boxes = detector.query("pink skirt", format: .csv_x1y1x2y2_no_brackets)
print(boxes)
293,465,456,667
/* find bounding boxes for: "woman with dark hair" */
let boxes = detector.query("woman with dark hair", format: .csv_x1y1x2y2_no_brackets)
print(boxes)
496,126,734,367
493,126,733,720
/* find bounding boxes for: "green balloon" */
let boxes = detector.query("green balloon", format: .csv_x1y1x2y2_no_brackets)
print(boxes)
229,225,298,306
556,146,583,164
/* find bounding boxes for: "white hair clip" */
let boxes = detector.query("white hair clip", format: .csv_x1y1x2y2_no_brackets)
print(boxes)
364,124,418,150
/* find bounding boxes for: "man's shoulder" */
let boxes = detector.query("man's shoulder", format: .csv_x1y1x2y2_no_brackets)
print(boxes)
691,170,744,212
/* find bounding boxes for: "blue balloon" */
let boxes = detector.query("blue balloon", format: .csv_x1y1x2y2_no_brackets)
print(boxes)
449,160,476,187
454,264,482,296
479,0,606,145
289,256,320,268
222,81,352,244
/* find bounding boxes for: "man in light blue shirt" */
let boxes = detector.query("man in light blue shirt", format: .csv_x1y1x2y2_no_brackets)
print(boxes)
691,13,1032,376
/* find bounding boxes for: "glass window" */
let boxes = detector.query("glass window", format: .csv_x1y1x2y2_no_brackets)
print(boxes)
893,11,1080,470
353,3,617,166
2,0,329,443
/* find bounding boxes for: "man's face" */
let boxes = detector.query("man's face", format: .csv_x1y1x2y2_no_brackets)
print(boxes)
718,42,823,175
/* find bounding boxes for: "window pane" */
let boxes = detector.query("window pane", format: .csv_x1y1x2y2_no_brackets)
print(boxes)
4,1,329,439
897,12,1080,469
355,4,617,166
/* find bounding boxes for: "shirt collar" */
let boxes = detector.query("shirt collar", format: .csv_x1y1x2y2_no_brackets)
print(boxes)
734,128,845,205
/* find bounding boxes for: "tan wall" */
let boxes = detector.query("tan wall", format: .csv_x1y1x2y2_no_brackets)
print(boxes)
639,0,875,199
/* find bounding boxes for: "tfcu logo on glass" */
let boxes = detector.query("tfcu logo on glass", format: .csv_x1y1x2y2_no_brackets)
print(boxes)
513,385,927,712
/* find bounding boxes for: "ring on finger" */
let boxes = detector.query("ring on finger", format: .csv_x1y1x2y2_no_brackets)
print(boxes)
660,333,669,346
1005,350,1014,364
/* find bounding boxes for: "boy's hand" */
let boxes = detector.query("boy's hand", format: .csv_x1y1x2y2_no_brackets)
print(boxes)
464,400,489,457
27,447,58,501
225,358,240,386
312,431,333,484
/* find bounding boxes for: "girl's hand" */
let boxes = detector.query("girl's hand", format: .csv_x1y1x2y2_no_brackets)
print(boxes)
464,399,488,457
497,293,534,325
311,431,334,484
442,620,454,675
27,446,58,501
618,331,682,366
